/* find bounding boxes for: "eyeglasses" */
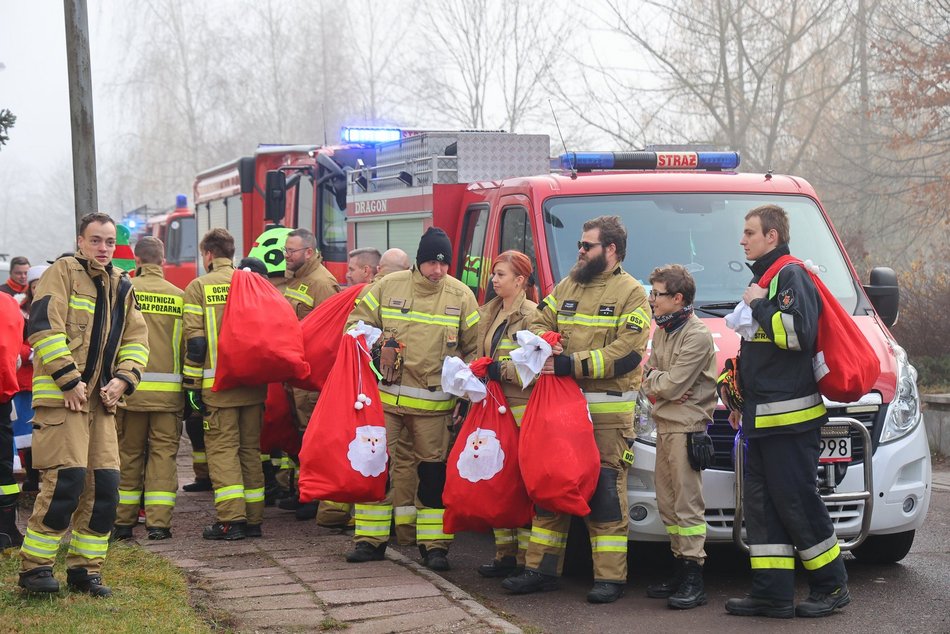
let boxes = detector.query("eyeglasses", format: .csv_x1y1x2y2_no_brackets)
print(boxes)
283,247,308,256
649,290,673,299
577,241,603,251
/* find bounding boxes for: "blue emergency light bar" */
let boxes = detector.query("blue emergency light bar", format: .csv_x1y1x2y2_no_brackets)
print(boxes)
559,151,740,171
341,126,403,144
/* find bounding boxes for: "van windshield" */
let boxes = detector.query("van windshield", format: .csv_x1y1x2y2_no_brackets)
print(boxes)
542,193,858,313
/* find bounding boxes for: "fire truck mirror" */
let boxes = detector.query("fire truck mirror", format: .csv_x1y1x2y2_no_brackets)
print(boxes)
315,153,348,211
265,170,287,224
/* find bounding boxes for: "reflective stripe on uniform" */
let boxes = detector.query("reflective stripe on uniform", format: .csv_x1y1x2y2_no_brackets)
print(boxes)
205,308,219,371
32,375,64,401
117,342,149,366
394,506,417,526
755,398,827,429
183,303,203,316
799,535,841,570
542,295,557,313
378,384,456,412
529,526,567,548
749,543,795,569
511,405,526,426
284,287,314,308
118,489,142,505
517,527,530,550
589,349,605,379
138,372,182,392
354,504,392,537
360,291,380,311
67,531,109,559
665,523,707,536
0,483,20,495
144,491,177,506
33,333,70,364
590,535,628,553
21,528,62,559
493,528,517,545
192,451,207,464
380,307,459,327
584,390,636,414
464,311,480,327
68,294,96,314
214,484,245,503
245,488,265,504
750,556,796,570
416,508,453,542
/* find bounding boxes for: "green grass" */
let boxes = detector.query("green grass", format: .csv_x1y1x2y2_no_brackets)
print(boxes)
0,542,219,633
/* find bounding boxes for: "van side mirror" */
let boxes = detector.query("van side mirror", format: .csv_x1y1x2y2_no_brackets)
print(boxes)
863,266,899,327
265,170,286,224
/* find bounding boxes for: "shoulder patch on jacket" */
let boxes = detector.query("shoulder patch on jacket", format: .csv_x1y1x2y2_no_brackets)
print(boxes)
778,288,795,311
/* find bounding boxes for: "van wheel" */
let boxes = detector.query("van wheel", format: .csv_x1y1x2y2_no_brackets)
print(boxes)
851,530,915,564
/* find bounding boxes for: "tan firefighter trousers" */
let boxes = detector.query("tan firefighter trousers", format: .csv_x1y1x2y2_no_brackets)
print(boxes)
655,432,706,563
115,410,182,529
205,404,265,524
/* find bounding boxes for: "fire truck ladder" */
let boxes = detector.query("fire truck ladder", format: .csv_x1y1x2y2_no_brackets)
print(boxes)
732,417,874,553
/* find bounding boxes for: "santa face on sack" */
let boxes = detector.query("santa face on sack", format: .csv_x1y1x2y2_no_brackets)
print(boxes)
347,425,388,477
457,428,505,483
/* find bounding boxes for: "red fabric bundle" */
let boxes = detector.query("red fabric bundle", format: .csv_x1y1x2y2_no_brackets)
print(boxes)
0,293,23,401
443,378,533,534
213,269,310,391
259,383,300,456
291,283,366,391
519,332,600,516
298,333,387,503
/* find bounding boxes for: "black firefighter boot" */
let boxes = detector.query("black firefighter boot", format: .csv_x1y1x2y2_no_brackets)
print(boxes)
0,501,24,550
18,566,60,594
66,566,112,597
668,560,707,609
646,557,686,598
345,541,387,563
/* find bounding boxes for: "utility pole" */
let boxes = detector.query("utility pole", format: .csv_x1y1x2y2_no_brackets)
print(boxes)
63,0,98,231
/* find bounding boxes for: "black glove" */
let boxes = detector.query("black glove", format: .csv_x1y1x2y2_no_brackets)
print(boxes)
553,355,573,377
186,389,206,416
487,361,502,382
687,430,715,471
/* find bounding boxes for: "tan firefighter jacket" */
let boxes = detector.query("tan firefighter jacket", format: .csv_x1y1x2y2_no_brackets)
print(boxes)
121,263,185,412
643,314,717,433
531,264,651,429
476,291,538,424
284,253,340,320
182,257,266,407
29,254,148,411
348,267,479,415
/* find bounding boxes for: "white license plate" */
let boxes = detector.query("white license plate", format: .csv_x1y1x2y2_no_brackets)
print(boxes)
819,426,852,463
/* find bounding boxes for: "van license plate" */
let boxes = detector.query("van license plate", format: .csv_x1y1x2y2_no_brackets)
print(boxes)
819,426,852,463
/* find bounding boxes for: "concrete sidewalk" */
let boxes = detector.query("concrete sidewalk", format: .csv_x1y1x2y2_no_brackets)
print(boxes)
132,438,521,633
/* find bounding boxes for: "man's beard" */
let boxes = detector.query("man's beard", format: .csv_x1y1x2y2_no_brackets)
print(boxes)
570,252,607,284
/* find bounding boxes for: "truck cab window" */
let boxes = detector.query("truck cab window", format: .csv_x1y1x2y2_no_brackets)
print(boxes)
319,179,347,263
458,204,489,296
499,205,538,277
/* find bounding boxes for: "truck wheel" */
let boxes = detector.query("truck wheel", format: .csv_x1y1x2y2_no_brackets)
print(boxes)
851,530,915,564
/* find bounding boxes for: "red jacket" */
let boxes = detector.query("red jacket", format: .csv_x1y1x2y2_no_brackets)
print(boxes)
0,293,24,401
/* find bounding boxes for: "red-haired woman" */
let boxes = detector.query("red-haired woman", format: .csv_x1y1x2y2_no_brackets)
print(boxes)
474,250,538,579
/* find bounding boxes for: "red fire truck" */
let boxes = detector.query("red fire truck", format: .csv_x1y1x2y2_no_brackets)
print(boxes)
272,128,926,564
140,195,198,290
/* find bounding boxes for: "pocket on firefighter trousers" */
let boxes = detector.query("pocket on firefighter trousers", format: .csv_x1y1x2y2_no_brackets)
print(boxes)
32,407,86,470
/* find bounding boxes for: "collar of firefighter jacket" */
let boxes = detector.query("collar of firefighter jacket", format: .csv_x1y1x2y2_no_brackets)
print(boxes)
411,266,444,295
209,257,234,272
136,263,165,278
289,251,325,280
75,252,113,278
585,263,625,285
748,243,791,280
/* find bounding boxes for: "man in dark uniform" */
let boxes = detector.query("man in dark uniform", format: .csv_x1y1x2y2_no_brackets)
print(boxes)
722,204,849,619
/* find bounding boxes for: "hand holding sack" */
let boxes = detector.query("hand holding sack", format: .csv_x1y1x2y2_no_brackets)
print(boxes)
291,283,366,391
260,383,300,456
212,269,310,391
517,332,600,516
298,325,388,503
442,358,533,533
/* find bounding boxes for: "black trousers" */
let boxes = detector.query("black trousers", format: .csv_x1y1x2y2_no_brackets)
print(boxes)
0,400,17,505
745,427,847,600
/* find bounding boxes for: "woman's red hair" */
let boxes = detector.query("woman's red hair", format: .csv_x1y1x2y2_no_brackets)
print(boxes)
493,250,537,302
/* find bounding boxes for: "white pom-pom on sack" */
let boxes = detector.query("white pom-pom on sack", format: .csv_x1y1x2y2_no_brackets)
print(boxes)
357,393,367,403
365,398,372,406
802,259,821,275
498,406,507,415
354,401,364,410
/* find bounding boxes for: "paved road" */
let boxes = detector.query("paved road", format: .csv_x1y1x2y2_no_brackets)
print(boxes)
393,468,950,634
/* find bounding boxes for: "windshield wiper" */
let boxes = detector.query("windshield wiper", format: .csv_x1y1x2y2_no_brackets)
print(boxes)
695,301,739,317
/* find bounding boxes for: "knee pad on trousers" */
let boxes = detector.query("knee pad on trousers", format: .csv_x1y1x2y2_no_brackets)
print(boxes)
417,462,446,508
534,504,555,518
89,469,120,533
43,467,86,530
588,467,622,523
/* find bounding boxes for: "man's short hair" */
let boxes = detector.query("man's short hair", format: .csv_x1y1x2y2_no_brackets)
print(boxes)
583,215,627,261
649,264,697,305
746,204,790,245
134,236,165,264
200,228,235,259
348,247,381,268
10,256,29,269
287,228,318,250
78,212,116,237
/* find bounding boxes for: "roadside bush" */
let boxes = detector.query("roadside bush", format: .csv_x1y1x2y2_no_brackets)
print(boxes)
911,355,950,390
891,259,950,359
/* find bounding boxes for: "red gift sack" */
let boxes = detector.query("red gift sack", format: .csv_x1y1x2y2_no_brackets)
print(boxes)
519,335,600,516
291,283,366,391
443,378,533,534
260,383,300,456
759,256,880,402
213,269,310,391
0,293,23,401
298,333,387,503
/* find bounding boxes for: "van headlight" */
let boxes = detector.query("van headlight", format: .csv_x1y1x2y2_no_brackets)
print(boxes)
634,389,658,445
880,344,921,444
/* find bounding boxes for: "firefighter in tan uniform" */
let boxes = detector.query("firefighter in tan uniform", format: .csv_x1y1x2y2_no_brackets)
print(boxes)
183,229,267,541
345,229,479,571
278,228,342,522
642,264,717,609
503,216,651,604
112,237,185,542
475,250,538,578
19,213,148,597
